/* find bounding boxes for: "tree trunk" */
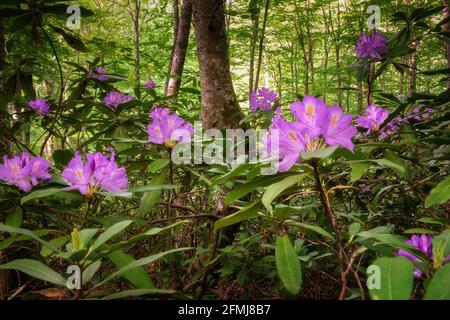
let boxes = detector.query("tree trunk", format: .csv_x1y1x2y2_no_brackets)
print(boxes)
443,0,450,89
165,0,180,95
191,0,243,129
248,2,260,95
254,0,269,90
408,39,420,96
166,0,192,98
133,0,141,99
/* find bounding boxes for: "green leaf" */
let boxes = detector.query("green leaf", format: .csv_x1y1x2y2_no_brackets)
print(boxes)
147,159,170,173
403,228,438,235
107,250,154,289
129,184,178,193
0,259,66,287
100,289,176,300
425,176,450,208
286,220,334,241
89,220,133,253
300,145,338,161
21,188,83,205
52,149,73,166
275,235,302,295
0,224,60,253
424,264,450,300
82,259,102,286
211,163,253,186
262,174,305,212
6,207,23,228
224,172,298,206
368,257,414,300
139,169,167,215
40,235,70,257
213,201,262,234
94,247,192,288
350,162,370,182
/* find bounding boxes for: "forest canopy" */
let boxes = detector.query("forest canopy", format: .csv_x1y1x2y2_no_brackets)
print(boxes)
0,0,449,302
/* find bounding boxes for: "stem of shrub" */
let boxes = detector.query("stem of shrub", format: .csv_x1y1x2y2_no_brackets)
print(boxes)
311,160,348,300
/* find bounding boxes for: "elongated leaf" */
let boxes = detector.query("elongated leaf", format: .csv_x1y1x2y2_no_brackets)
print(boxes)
82,260,102,286
89,220,133,252
425,176,450,208
213,201,262,233
0,224,60,253
100,289,176,300
107,250,154,289
262,174,305,212
368,257,414,300
6,207,23,228
95,247,192,288
0,259,66,287
275,235,301,295
129,184,178,193
286,220,334,241
139,169,167,215
424,264,450,300
301,145,338,160
147,159,170,173
225,172,298,205
21,188,83,205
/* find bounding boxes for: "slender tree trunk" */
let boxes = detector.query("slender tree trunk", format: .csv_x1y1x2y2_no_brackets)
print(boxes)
254,0,269,90
133,0,141,99
166,0,192,98
408,39,420,96
304,0,314,92
248,3,260,95
443,0,450,89
165,0,180,95
294,0,308,94
191,0,243,129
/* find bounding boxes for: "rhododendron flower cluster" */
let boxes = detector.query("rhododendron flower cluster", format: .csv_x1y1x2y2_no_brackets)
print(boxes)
147,107,193,148
28,98,50,116
145,79,156,90
0,153,52,192
91,67,108,81
265,95,357,172
61,150,128,197
103,91,133,109
397,234,450,278
357,104,435,140
356,104,390,135
355,32,388,60
249,87,278,112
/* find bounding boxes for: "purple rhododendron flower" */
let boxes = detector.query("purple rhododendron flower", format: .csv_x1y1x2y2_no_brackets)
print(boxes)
145,79,156,90
396,234,449,278
320,105,357,151
0,153,52,192
290,95,327,137
249,87,278,112
355,32,388,60
359,104,435,140
147,107,193,148
264,96,357,172
61,150,128,197
92,67,108,81
356,104,390,134
103,91,133,109
28,98,50,116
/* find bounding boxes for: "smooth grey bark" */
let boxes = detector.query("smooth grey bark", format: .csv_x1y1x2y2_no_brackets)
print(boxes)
166,0,192,98
254,0,269,90
133,0,141,99
165,0,180,95
443,0,450,89
191,0,243,129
